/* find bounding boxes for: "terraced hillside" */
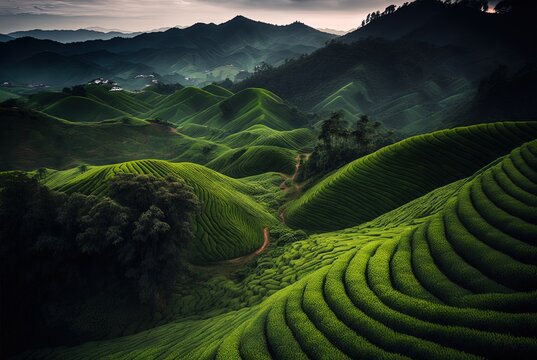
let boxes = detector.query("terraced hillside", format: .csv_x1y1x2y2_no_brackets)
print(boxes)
222,124,316,151
0,107,228,170
23,138,537,359
42,96,129,122
313,81,370,120
145,87,224,124
206,146,296,178
43,159,277,262
182,88,310,132
286,121,537,231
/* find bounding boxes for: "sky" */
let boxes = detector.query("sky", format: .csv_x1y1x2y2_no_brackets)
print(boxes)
0,0,411,33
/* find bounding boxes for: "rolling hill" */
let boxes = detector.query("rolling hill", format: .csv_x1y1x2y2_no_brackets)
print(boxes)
206,146,296,178
0,107,228,170
235,1,536,133
0,17,334,88
42,96,129,122
285,121,537,231
145,87,224,123
7,29,140,43
18,136,537,359
42,159,277,262
222,124,316,150
182,88,311,132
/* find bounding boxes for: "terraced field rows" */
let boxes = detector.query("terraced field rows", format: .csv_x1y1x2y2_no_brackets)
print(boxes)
286,121,537,231
223,124,315,151
28,138,537,360
211,139,537,359
206,146,296,178
183,88,308,133
44,159,277,262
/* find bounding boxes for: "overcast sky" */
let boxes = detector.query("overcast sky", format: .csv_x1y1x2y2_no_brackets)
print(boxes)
0,0,411,33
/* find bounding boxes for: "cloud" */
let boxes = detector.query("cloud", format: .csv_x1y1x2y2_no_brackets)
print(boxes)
197,0,399,11
0,0,406,33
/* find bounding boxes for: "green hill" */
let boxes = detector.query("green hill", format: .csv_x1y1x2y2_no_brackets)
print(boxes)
42,96,128,122
84,85,152,115
313,81,370,119
0,107,227,170
145,87,223,123
202,84,234,98
43,159,277,263
0,88,20,102
212,140,537,359
182,88,310,132
222,124,316,151
206,146,296,178
22,138,537,359
285,121,537,231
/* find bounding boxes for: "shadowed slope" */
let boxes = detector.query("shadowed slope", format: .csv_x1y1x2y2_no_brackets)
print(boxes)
206,146,296,178
0,107,227,170
43,159,277,262
286,121,537,231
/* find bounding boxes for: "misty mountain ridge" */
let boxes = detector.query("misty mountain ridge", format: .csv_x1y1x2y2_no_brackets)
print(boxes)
0,16,334,88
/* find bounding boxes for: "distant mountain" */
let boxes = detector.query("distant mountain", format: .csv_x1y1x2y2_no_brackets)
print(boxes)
235,0,537,133
0,34,13,42
446,64,537,127
315,28,348,36
7,29,140,43
0,17,335,88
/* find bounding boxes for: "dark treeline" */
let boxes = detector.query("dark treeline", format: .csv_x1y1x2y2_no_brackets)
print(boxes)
299,111,396,181
0,173,199,357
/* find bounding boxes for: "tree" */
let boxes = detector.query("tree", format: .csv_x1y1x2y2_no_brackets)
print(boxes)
108,173,200,303
302,112,396,180
384,4,397,14
36,167,48,180
254,62,273,73
78,164,88,173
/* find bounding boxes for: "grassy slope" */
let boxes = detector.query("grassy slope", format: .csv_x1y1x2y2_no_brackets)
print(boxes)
222,124,316,151
182,88,308,132
313,81,370,119
202,84,234,98
43,159,277,262
286,121,537,231
0,108,227,170
25,138,537,359
145,87,223,123
206,146,296,178
0,88,20,102
42,96,129,122
84,85,152,115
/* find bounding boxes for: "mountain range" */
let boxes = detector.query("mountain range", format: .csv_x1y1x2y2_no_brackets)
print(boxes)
237,0,537,133
0,16,334,88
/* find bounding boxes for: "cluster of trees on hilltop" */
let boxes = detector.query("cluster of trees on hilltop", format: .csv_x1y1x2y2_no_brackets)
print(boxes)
360,0,515,28
0,173,199,357
299,111,396,181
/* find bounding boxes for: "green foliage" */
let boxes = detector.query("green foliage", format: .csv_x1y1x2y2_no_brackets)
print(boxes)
269,224,308,246
0,107,227,170
286,121,537,231
42,159,277,262
206,146,296,178
303,111,395,179
0,172,200,356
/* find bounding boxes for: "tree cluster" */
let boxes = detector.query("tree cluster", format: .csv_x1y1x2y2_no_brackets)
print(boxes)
300,111,395,180
0,172,199,356
62,84,87,96
361,4,398,27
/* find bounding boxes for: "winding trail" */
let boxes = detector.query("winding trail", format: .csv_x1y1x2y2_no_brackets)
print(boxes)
209,227,269,266
278,153,310,224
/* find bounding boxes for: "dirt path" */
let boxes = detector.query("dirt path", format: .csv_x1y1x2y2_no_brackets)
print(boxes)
278,153,310,224
279,154,302,191
209,227,269,266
